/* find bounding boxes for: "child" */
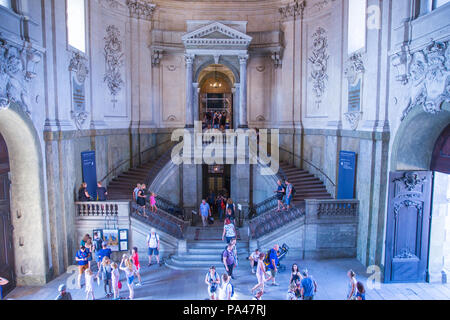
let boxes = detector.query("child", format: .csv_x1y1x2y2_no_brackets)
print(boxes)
111,262,120,300
150,192,158,213
120,255,137,300
85,268,96,300
131,247,143,287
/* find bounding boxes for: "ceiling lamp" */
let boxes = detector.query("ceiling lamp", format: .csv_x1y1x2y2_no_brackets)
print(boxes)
210,66,222,88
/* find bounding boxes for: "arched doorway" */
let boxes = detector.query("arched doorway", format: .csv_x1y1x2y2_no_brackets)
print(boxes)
385,103,450,283
0,132,15,297
0,103,48,288
198,64,235,131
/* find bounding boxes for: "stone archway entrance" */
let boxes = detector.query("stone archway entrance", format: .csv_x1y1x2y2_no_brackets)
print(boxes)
0,103,48,288
386,104,450,283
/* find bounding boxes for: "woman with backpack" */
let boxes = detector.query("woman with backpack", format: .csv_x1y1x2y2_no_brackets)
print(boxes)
205,266,221,300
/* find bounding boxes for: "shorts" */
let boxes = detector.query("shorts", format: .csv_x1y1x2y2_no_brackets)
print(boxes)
78,264,89,275
286,195,292,206
226,236,235,244
127,276,134,285
270,268,277,278
148,247,159,256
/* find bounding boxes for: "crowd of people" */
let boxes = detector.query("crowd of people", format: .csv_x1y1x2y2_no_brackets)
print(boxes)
67,227,161,300
203,111,229,131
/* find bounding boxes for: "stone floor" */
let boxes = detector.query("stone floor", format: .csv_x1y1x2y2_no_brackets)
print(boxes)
6,254,450,300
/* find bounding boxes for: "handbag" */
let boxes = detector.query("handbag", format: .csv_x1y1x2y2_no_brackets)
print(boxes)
118,281,122,289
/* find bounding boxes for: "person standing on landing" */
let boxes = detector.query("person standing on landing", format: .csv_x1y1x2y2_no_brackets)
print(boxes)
147,228,161,266
200,199,212,227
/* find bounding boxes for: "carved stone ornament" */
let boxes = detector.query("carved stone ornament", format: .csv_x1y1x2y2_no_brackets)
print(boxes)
309,27,329,106
345,52,365,85
344,112,363,131
0,37,41,114
393,172,427,192
69,52,89,84
394,248,416,260
71,110,89,130
271,51,282,69
396,40,450,121
279,0,306,19
103,25,124,98
311,0,337,12
152,49,163,67
126,0,156,21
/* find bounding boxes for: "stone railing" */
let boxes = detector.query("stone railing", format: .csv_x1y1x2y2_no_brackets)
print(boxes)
131,203,186,239
249,194,279,219
154,195,184,219
75,201,130,217
248,206,305,239
305,199,359,220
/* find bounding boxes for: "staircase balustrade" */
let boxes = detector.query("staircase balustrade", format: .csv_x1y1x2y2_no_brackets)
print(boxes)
75,201,129,217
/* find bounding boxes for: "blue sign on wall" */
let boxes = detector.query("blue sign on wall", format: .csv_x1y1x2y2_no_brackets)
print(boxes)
81,151,97,199
337,151,357,199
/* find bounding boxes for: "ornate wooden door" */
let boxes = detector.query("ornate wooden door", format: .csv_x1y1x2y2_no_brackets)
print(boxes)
384,171,432,283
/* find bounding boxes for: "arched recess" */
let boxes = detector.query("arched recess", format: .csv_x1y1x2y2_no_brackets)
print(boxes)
391,102,450,171
0,102,49,286
430,124,450,174
194,58,240,84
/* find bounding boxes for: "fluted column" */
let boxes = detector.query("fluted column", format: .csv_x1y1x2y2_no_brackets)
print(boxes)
239,55,249,128
185,54,195,128
193,82,199,123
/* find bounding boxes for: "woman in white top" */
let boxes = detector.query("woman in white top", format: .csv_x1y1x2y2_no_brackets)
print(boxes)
111,262,120,300
84,268,96,300
222,219,236,244
219,273,233,300
204,266,221,300
120,256,138,300
346,270,357,300
251,252,268,295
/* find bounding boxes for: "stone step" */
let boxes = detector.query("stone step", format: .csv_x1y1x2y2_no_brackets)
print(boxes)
187,241,248,249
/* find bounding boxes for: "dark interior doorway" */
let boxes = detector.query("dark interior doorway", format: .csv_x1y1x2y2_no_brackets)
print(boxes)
202,164,230,219
0,133,15,298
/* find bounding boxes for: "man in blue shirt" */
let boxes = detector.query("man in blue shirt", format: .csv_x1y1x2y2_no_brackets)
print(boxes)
97,242,112,264
200,199,211,227
300,269,318,300
267,244,280,286
75,246,89,289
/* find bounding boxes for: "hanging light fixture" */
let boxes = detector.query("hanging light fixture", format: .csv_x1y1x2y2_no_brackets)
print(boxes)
210,65,222,88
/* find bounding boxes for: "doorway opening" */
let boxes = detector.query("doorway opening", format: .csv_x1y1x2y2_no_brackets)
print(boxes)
198,64,235,131
0,133,15,297
429,124,450,283
202,164,230,221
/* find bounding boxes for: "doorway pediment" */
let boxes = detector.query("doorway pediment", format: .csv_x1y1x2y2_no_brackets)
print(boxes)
182,22,252,49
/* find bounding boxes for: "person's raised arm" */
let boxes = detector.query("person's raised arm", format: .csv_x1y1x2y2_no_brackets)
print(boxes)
222,227,226,241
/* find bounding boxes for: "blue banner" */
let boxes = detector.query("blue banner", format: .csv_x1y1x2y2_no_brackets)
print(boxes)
81,151,97,199
337,151,356,199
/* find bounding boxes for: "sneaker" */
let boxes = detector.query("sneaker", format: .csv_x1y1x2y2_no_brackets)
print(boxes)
136,283,142,287
271,282,280,286
251,269,256,274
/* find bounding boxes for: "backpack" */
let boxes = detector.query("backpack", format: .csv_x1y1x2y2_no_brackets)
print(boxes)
228,283,234,298
263,249,271,266
291,185,297,196
281,184,287,196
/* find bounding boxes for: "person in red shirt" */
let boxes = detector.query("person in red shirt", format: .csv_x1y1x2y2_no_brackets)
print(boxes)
131,247,142,287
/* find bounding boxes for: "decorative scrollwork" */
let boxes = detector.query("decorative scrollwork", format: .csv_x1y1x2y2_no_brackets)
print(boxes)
126,0,156,21
103,25,124,99
0,38,41,114
398,40,450,120
393,172,427,192
309,27,329,107
279,0,306,19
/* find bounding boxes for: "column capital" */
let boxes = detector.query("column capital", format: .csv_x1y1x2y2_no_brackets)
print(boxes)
184,53,195,65
238,54,249,65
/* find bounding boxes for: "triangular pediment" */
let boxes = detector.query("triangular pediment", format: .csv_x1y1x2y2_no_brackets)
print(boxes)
182,22,252,48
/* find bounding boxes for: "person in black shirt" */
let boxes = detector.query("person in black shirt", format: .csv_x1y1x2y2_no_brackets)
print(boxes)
96,181,108,201
220,112,227,131
78,182,91,201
